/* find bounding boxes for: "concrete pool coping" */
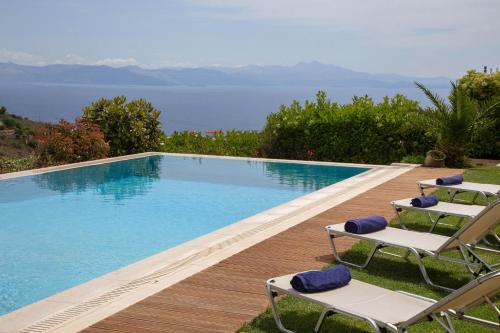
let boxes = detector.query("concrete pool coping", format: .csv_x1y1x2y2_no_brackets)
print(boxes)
0,153,417,333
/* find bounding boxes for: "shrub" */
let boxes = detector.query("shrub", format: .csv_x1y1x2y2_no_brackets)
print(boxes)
0,156,36,174
82,96,163,156
457,70,500,102
162,130,261,157
401,154,425,164
2,117,20,129
456,70,500,158
36,119,109,166
261,91,435,164
416,82,499,166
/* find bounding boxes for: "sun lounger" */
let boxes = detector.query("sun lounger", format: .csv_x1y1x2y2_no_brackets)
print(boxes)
326,200,500,291
266,270,500,333
391,198,500,248
417,179,500,205
391,198,486,232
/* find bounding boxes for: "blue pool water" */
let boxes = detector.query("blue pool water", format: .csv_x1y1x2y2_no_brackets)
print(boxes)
0,155,367,315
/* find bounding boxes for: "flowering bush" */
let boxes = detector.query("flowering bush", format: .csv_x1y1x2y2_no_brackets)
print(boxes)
261,91,435,164
457,70,500,102
36,119,109,166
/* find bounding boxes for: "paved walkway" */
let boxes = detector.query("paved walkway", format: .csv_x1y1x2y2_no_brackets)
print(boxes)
82,167,460,333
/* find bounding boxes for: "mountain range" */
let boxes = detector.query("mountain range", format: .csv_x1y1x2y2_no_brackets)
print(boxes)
0,61,452,88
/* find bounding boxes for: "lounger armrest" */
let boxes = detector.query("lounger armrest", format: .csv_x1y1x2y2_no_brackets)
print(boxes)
396,290,437,303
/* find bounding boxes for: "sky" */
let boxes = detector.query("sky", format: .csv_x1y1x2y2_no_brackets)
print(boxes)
0,0,498,77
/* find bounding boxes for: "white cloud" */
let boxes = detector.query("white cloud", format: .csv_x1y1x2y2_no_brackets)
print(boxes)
0,49,47,66
55,53,87,65
94,57,138,67
0,50,138,68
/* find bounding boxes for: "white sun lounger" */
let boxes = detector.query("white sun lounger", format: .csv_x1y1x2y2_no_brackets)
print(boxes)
391,198,486,232
326,200,500,291
417,179,500,205
391,198,499,247
266,270,500,333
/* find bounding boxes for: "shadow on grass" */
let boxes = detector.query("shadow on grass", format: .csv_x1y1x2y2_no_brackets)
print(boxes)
336,242,471,291
239,304,372,333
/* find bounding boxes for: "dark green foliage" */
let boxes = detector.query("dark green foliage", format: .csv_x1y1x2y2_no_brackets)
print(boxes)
0,106,6,115
162,130,261,157
416,82,499,166
401,154,425,164
82,96,163,156
2,116,21,129
261,91,435,164
456,70,500,158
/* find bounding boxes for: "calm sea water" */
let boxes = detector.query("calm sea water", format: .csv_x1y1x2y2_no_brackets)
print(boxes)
0,83,448,133
0,155,367,315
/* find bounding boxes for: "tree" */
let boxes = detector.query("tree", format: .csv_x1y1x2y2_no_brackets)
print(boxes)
0,106,6,115
36,119,109,166
82,96,164,156
415,82,499,166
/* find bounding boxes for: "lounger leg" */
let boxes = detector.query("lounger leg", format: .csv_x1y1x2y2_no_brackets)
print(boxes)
418,184,425,196
478,191,490,205
458,246,477,276
470,192,480,204
463,246,492,276
432,313,456,333
393,207,407,230
326,231,380,269
428,212,446,233
448,189,457,202
266,284,295,333
480,231,500,249
314,309,334,333
362,318,383,333
409,248,454,292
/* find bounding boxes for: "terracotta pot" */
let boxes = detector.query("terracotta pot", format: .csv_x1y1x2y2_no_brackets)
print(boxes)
424,150,446,167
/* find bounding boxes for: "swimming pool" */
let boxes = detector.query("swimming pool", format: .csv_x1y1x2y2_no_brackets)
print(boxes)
0,154,367,315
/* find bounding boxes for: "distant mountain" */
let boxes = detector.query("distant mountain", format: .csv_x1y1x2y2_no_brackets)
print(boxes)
0,62,452,88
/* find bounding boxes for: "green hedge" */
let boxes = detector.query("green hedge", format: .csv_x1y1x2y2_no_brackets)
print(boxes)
261,92,436,164
162,130,261,157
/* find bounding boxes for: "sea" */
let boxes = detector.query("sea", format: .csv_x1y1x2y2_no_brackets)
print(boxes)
0,83,448,133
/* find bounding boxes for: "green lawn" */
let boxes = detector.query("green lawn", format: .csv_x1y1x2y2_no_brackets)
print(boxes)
239,166,500,333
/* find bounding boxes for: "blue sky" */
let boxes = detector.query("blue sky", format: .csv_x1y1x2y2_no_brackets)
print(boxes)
0,0,498,77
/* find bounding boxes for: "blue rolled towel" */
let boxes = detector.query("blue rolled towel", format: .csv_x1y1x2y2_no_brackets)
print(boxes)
290,265,351,293
344,215,388,234
436,175,463,185
411,195,439,208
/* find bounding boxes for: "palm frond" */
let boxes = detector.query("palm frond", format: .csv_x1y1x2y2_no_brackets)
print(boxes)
414,81,448,114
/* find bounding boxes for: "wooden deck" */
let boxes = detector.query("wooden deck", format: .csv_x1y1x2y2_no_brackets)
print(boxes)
82,167,460,333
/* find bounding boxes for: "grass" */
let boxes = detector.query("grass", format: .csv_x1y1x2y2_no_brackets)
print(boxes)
239,166,500,333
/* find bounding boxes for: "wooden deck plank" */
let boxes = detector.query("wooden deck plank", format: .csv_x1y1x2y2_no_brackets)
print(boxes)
81,167,460,333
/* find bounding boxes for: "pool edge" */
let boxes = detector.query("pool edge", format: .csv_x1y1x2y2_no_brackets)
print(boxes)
0,152,386,181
